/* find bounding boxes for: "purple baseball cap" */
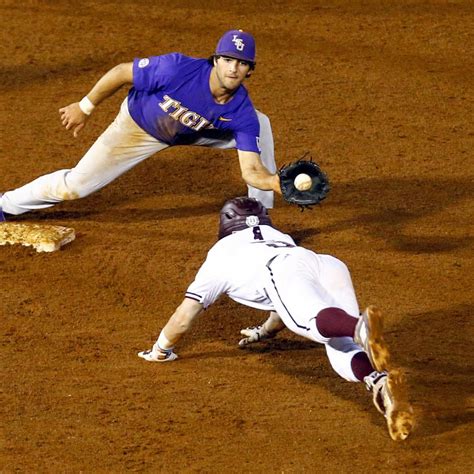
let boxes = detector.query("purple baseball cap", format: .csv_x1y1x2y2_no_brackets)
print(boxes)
215,29,256,63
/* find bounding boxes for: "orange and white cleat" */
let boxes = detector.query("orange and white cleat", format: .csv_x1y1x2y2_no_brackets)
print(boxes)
354,305,391,372
364,369,415,441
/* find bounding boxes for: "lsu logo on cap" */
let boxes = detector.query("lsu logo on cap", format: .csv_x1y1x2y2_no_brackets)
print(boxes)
232,35,245,51
216,29,256,63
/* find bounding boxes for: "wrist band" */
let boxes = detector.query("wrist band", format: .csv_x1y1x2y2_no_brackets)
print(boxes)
157,331,174,350
78,96,95,115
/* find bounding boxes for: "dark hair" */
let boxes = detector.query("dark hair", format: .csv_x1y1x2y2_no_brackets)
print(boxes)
208,55,256,71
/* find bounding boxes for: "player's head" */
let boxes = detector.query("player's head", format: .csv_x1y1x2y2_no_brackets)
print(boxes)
218,197,272,239
209,29,256,74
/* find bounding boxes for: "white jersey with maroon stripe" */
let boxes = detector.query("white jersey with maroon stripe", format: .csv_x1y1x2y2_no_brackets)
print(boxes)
186,225,297,310
186,224,365,382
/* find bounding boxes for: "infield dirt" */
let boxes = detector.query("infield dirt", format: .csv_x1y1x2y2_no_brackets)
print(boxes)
1,1,473,472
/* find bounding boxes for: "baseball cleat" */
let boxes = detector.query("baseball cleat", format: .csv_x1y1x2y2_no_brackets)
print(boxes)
364,370,414,441
354,306,391,372
138,348,178,362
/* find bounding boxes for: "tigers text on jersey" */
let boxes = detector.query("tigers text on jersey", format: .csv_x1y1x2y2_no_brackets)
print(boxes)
185,225,298,310
127,53,261,153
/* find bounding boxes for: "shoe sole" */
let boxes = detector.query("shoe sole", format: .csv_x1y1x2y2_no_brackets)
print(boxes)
365,305,391,372
385,369,415,441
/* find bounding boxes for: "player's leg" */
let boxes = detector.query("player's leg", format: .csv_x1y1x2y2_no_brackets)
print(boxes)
261,253,376,381
308,254,391,371
1,99,168,215
264,251,414,439
311,255,413,439
263,250,386,367
324,337,372,382
313,255,360,316
262,248,340,340
247,111,276,208
263,249,357,339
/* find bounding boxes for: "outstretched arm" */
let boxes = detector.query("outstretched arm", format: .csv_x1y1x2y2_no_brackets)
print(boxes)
238,150,281,193
138,297,204,362
59,62,134,137
161,297,204,346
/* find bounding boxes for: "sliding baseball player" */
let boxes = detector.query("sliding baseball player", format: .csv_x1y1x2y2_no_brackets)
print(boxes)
138,197,414,441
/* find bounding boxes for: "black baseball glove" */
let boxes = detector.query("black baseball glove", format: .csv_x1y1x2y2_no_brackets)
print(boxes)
278,154,330,210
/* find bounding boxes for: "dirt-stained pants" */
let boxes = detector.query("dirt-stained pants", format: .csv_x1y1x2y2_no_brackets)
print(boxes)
2,99,276,214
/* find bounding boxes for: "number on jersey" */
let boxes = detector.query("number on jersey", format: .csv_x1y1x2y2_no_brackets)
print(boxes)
252,226,295,248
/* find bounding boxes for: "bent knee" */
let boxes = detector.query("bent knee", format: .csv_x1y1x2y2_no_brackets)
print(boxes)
62,171,96,199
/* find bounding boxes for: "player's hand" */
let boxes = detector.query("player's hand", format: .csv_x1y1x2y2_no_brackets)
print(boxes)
238,325,276,347
59,102,89,138
138,347,178,362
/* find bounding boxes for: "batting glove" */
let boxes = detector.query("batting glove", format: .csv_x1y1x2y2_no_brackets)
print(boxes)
238,325,276,347
138,346,178,362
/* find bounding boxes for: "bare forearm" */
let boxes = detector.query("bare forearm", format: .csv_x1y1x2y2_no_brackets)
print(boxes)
59,62,133,137
160,298,203,347
263,311,286,335
139,298,203,363
238,150,281,193
243,168,281,193
86,62,133,106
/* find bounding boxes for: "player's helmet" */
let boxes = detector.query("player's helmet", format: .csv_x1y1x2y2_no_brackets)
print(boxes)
218,197,272,239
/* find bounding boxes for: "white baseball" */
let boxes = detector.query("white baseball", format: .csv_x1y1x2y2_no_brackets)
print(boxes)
294,173,312,191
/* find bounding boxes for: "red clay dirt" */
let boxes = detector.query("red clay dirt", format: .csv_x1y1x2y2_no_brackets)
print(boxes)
1,1,473,472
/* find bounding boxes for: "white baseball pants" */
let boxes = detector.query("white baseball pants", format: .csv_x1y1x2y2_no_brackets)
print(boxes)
1,99,276,215
263,249,364,382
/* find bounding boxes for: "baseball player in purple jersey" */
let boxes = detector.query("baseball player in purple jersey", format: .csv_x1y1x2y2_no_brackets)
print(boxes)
0,30,278,221
138,197,415,441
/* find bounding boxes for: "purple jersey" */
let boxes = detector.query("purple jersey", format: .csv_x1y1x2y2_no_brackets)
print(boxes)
127,53,261,153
